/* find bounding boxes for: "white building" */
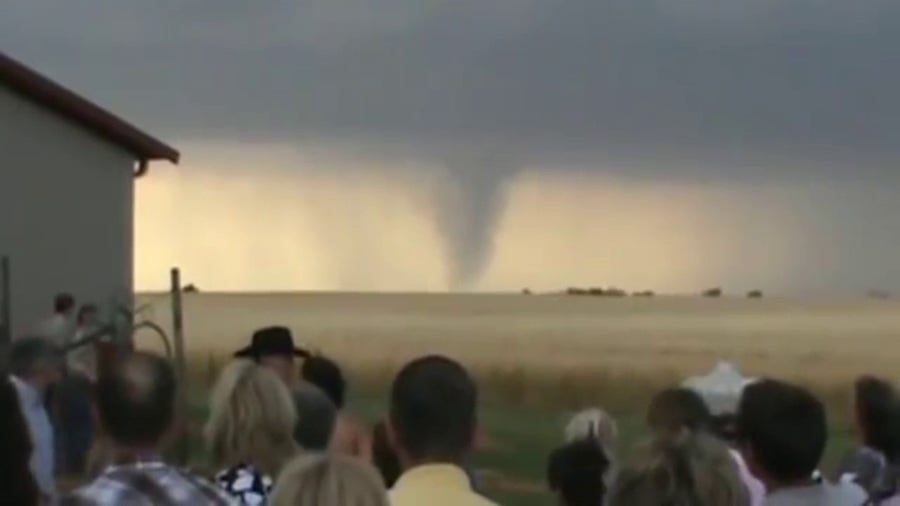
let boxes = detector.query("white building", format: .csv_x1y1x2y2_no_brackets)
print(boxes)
0,51,178,339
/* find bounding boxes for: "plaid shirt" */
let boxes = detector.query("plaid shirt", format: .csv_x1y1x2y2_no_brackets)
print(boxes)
62,461,235,506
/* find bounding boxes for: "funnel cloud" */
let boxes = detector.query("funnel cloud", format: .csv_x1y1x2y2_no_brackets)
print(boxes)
431,153,518,289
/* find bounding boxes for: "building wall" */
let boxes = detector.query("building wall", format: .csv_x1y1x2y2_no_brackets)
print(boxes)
0,85,135,338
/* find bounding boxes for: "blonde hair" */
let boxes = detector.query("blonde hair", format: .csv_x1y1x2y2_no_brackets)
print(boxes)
270,454,389,506
608,431,748,506
204,359,298,477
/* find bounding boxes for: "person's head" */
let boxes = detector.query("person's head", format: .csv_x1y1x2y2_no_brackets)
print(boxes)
389,355,477,467
9,338,62,390
608,432,748,506
565,408,618,456
0,378,40,505
737,379,826,488
54,293,76,315
854,376,900,455
95,351,177,451
259,355,294,385
302,355,347,409
77,304,99,327
548,440,611,506
371,420,402,488
205,359,298,476
270,454,389,506
293,382,337,451
235,326,309,385
647,387,712,435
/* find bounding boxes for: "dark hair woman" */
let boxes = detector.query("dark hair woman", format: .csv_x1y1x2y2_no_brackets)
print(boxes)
835,376,900,495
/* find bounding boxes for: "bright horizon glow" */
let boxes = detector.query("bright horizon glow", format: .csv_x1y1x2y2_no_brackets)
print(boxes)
135,142,867,295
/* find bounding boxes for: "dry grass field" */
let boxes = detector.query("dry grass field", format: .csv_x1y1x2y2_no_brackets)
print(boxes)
138,292,900,409
132,292,899,504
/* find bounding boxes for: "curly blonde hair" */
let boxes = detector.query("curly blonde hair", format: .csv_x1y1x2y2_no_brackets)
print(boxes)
204,359,298,477
270,454,389,506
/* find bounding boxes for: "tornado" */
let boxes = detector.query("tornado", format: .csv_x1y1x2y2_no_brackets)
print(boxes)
431,152,517,290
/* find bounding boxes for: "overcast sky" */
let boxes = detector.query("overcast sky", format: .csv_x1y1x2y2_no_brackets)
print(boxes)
4,1,899,292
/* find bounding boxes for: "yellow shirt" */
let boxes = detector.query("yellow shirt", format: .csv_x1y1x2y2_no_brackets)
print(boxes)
390,464,498,506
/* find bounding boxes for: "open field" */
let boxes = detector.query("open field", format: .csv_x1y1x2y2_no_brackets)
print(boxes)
139,292,900,403
136,292,899,504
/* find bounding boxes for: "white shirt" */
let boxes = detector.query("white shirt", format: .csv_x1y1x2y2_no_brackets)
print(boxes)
765,481,867,506
683,361,756,415
10,375,56,502
32,313,74,348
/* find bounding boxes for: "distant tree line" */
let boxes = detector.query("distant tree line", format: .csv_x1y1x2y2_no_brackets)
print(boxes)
521,286,894,300
563,287,651,298
549,286,768,299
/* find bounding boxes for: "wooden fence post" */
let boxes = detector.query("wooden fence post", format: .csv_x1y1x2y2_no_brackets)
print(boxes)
170,268,189,464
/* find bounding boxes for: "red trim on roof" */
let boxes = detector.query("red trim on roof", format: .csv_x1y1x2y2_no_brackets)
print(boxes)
0,51,179,164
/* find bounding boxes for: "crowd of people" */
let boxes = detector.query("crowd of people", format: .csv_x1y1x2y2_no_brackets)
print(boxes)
4,294,900,505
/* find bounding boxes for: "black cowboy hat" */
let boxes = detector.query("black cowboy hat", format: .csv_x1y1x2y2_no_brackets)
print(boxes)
234,326,310,359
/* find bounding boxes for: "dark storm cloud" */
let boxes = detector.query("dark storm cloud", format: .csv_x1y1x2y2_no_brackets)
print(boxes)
3,0,899,179
3,0,900,288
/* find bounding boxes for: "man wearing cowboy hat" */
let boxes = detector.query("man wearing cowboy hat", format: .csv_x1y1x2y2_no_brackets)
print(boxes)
234,326,310,385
